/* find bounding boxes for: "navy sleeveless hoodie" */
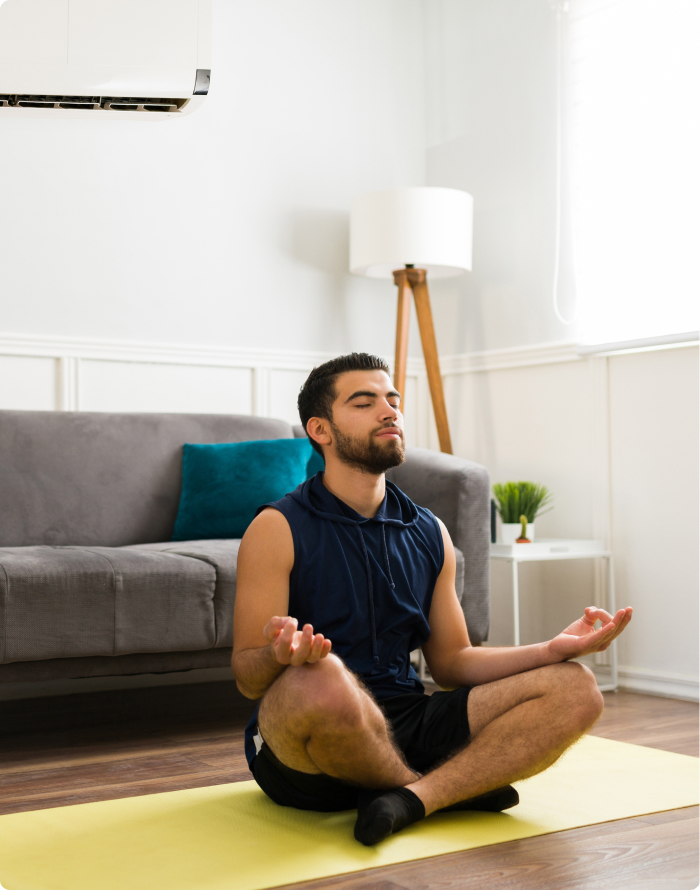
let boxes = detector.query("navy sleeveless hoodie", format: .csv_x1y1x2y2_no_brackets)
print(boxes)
243,471,444,769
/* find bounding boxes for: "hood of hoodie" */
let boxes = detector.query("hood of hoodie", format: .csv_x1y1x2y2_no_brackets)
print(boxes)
288,471,419,529
288,472,420,670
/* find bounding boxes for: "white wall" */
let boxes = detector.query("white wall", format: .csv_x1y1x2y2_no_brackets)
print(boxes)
423,0,578,355
607,346,699,685
0,0,425,359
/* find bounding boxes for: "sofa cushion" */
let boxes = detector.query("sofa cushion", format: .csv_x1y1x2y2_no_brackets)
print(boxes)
0,546,216,664
126,540,464,650
125,539,239,648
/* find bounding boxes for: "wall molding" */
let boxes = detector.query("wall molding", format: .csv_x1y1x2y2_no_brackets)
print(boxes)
57,356,80,411
577,330,699,356
2,332,693,382
593,665,699,702
439,340,581,375
0,332,340,372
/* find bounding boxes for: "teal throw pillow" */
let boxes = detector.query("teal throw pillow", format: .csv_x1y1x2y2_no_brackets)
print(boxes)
306,446,325,478
172,438,322,541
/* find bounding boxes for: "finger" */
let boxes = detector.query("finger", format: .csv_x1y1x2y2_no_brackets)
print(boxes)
603,611,627,636
319,639,332,658
274,618,298,662
305,634,326,663
608,609,633,641
263,615,290,640
583,607,603,625
290,625,314,665
593,614,627,650
594,610,633,651
575,622,613,652
585,607,617,627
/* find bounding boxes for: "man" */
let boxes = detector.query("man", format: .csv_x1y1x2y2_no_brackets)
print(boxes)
231,352,632,846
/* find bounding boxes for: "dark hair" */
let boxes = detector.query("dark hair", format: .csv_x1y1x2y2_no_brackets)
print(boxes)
298,353,390,456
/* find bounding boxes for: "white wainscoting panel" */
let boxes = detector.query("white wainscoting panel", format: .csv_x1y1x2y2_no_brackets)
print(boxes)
0,355,57,410
607,345,699,681
79,360,254,415
268,369,310,428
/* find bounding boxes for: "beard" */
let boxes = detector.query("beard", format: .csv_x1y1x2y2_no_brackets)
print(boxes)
329,421,406,475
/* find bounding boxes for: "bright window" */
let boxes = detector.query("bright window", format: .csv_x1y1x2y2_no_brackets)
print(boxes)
568,0,699,347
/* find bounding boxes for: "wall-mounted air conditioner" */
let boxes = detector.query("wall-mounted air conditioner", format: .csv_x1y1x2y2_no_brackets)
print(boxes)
0,0,212,119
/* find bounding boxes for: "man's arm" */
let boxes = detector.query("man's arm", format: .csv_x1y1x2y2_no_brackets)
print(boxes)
231,508,331,699
422,520,632,688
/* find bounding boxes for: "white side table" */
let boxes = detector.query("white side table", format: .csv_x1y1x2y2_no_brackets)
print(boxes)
490,539,618,692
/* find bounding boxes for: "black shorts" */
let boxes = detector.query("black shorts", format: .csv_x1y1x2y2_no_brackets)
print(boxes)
251,687,472,812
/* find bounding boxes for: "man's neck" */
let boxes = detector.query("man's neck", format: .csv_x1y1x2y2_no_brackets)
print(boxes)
321,459,386,519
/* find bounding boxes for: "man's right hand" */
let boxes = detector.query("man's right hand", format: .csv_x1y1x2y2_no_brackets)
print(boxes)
263,616,332,666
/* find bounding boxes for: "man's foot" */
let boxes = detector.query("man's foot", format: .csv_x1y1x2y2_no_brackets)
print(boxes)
438,784,519,813
354,787,425,846
353,784,519,846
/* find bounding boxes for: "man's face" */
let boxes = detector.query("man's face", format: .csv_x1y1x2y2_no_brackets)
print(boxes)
326,369,405,475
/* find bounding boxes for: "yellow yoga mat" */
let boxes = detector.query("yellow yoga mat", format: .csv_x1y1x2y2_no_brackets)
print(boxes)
0,735,697,890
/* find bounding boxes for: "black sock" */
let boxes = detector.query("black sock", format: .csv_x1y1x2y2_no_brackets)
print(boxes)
354,787,426,846
438,784,519,813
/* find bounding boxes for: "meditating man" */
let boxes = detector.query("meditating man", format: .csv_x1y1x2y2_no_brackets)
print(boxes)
231,352,633,845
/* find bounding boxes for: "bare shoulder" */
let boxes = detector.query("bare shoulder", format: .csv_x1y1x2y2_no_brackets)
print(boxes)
434,515,456,559
238,506,294,571
233,507,294,655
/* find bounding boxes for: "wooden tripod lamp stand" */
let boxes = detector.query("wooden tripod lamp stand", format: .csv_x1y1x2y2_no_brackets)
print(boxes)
350,187,473,454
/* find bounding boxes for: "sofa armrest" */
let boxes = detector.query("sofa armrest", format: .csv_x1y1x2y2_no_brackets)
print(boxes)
386,447,490,645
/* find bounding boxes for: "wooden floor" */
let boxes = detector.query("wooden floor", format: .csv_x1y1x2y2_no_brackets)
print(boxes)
0,681,697,889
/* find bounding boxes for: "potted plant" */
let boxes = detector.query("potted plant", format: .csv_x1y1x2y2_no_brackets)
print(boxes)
492,481,553,544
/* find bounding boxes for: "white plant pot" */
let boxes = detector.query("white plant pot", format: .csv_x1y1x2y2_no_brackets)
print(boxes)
501,523,535,544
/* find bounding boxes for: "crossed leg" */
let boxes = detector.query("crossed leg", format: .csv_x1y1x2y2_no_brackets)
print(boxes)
258,653,418,788
408,660,604,814
257,654,604,816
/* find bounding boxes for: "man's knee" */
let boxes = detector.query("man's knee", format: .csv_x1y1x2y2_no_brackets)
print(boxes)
547,661,604,728
263,654,368,733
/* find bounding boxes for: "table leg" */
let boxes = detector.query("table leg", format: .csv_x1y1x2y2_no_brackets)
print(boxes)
511,559,520,647
595,555,619,692
607,555,619,691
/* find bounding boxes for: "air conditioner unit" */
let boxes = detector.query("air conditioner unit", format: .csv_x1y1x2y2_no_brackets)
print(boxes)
0,0,212,119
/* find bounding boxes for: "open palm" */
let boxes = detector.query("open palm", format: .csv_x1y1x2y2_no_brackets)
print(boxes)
548,607,633,660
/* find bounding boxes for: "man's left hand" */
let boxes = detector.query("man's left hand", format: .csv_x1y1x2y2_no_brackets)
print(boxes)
548,607,633,661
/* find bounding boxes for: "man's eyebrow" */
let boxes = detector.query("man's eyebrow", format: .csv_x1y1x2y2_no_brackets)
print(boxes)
344,390,402,403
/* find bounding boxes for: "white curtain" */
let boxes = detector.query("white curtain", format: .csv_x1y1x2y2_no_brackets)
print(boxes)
567,0,699,347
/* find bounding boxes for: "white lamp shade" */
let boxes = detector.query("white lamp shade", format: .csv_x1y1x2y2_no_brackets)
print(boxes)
350,187,473,279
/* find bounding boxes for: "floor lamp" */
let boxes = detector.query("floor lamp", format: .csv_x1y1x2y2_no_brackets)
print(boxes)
349,187,473,454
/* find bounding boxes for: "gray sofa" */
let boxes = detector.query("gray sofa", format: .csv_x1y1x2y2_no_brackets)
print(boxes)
0,409,491,685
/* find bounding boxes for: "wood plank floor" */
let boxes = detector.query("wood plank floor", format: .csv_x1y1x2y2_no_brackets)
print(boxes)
0,682,697,889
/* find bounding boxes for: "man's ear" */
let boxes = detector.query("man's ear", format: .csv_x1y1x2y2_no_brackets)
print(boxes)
306,417,332,450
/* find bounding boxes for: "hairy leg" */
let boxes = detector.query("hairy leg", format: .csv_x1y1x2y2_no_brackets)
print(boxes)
258,654,417,787
406,661,604,815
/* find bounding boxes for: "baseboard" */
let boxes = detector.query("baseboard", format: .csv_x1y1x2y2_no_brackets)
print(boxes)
592,665,699,702
0,667,237,702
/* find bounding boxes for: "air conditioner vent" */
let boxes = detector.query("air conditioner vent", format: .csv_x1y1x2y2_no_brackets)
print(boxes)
0,95,190,112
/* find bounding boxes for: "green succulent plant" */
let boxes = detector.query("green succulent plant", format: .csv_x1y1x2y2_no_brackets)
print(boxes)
492,481,553,524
